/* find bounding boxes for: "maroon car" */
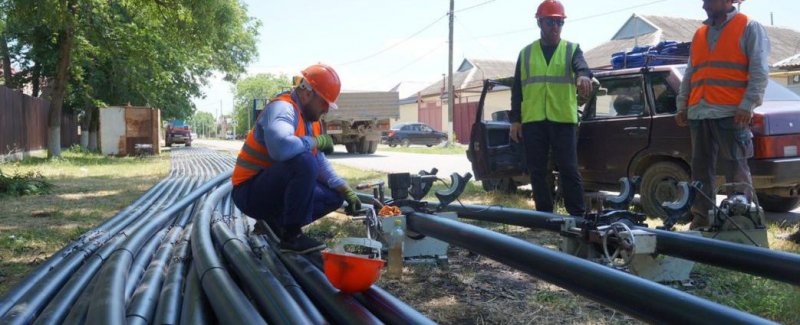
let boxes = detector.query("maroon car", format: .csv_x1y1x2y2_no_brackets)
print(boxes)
468,64,800,218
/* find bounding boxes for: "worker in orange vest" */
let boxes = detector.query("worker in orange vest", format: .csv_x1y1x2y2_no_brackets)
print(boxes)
675,0,770,229
231,64,361,253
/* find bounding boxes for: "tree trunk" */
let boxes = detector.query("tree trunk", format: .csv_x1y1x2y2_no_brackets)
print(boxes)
0,33,13,88
47,14,75,158
32,62,41,97
88,106,99,151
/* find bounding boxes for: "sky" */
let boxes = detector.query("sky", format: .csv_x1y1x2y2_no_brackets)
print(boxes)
192,0,800,117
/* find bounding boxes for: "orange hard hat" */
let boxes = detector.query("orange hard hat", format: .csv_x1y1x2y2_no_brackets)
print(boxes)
536,0,566,19
322,251,384,293
301,64,341,109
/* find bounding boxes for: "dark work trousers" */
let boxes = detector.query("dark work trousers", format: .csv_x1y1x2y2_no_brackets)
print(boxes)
689,117,754,217
232,151,344,230
522,121,585,216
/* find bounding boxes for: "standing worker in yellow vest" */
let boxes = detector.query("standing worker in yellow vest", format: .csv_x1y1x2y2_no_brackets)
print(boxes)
675,0,770,229
231,64,362,253
509,0,593,216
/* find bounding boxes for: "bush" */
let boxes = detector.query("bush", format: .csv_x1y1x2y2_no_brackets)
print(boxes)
0,169,53,197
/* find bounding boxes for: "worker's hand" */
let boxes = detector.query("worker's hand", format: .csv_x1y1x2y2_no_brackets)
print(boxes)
341,186,361,215
675,110,688,127
510,122,522,143
314,134,334,155
577,76,592,98
734,109,752,126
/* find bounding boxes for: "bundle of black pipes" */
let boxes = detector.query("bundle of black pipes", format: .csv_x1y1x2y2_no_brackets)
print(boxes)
0,148,433,325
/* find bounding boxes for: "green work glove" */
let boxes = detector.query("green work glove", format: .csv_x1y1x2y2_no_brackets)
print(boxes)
342,187,362,215
315,134,334,155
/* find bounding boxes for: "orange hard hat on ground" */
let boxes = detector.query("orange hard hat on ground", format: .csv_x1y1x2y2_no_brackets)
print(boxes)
301,64,341,109
536,0,566,19
322,251,384,293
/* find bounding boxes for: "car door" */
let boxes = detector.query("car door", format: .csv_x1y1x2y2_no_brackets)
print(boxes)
578,75,651,188
468,78,526,180
420,124,437,144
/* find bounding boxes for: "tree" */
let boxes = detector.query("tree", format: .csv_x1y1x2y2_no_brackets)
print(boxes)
233,73,292,135
2,0,259,157
188,111,216,138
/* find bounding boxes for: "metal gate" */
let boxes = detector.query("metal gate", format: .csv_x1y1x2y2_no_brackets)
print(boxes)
453,99,478,144
418,101,442,131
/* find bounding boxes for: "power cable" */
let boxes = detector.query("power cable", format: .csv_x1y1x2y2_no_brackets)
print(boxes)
454,0,496,13
465,0,669,40
337,14,447,66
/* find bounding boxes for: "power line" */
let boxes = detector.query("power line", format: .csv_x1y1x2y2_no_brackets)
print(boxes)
337,14,447,66
465,0,669,40
454,0,496,13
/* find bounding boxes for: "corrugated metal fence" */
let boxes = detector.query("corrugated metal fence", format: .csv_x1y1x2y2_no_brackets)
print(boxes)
0,86,79,156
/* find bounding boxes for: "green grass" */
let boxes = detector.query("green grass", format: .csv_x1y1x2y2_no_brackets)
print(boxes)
0,150,169,295
376,144,467,155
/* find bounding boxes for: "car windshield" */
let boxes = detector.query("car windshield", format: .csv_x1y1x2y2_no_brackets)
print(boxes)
677,66,800,101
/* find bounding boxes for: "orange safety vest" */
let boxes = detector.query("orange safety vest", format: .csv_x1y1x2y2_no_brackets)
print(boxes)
231,93,321,186
688,13,749,107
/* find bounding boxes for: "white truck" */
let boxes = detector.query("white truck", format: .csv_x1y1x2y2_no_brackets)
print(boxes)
324,91,399,154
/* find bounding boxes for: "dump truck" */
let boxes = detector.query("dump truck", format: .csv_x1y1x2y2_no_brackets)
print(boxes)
324,91,399,154
165,119,192,147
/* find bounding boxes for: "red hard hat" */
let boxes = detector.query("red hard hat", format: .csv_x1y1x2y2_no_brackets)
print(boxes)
322,251,384,293
301,64,341,109
536,0,566,19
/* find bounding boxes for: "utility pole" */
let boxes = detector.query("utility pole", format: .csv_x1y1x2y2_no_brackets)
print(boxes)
770,12,774,26
447,0,455,134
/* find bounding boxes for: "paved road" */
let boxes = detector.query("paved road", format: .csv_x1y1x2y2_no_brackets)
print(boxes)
194,138,473,179
193,138,799,222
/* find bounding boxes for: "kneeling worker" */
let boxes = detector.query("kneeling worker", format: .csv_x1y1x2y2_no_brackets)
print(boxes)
231,63,361,254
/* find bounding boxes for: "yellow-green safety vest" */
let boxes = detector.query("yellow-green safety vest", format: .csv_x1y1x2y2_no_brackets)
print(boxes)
519,40,578,124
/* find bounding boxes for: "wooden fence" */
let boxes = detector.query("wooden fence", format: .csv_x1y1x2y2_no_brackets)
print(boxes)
0,86,79,156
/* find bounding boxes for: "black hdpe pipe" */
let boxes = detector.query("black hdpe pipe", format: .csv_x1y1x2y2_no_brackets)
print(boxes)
646,227,800,286
153,224,193,325
249,235,327,325
30,235,125,325
406,211,775,325
0,178,173,318
301,253,436,325
126,226,187,325
180,263,215,325
33,179,188,325
126,199,200,323
87,172,231,325
212,220,312,325
191,180,267,325
277,252,383,325
442,203,800,286
125,198,196,299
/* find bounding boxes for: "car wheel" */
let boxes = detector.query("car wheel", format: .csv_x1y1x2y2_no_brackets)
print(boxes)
345,143,357,154
640,161,690,221
401,138,411,147
756,193,800,212
426,144,433,147
388,143,397,148
367,140,378,154
482,178,517,193
185,142,192,147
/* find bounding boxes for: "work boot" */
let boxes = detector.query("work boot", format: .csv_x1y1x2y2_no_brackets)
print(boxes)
253,218,282,243
279,233,326,254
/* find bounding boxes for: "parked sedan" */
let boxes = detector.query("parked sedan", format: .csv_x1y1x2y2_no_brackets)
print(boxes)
382,123,448,147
